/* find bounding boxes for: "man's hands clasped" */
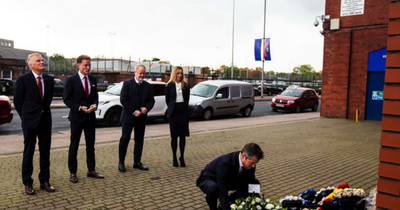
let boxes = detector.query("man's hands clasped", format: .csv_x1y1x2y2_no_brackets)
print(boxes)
80,104,97,113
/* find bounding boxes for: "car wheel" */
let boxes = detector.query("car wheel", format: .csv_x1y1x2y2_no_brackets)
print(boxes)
312,103,318,112
242,106,252,117
105,109,121,127
202,108,213,120
295,105,301,113
272,108,277,112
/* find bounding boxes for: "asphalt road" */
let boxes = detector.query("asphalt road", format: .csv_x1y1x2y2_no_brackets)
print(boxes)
0,100,321,136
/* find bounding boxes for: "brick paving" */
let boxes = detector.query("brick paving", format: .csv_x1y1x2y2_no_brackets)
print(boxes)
0,116,381,209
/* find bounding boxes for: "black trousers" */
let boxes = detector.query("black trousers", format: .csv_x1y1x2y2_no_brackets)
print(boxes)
119,121,146,164
22,114,52,186
68,117,96,174
200,179,260,210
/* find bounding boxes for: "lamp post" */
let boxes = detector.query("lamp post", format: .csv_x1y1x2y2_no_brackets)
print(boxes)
231,0,235,79
46,25,50,71
261,0,267,98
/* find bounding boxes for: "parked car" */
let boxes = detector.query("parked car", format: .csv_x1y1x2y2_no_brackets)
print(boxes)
0,95,13,125
53,78,64,97
95,81,168,127
257,85,283,96
189,80,254,120
271,87,319,113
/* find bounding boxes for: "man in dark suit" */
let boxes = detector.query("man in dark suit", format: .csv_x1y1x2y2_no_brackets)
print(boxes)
63,55,104,183
196,143,264,210
14,53,55,195
118,64,155,172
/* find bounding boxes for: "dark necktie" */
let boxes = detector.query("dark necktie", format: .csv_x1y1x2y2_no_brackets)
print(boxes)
238,167,244,178
84,76,89,98
37,76,43,101
138,81,142,85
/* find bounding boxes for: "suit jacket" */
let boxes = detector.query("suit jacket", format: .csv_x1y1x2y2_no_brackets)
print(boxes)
13,71,54,129
197,151,256,210
120,79,155,124
63,73,98,123
165,82,190,117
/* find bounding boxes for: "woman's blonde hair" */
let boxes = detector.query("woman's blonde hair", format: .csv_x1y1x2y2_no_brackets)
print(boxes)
167,66,187,88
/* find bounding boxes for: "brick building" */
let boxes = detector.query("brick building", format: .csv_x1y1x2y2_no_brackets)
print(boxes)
322,0,400,208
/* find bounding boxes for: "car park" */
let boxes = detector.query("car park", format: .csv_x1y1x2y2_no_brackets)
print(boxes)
95,81,168,127
189,80,254,120
0,95,13,125
271,87,319,113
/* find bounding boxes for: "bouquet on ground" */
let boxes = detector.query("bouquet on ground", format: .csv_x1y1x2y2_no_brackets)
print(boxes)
230,194,285,210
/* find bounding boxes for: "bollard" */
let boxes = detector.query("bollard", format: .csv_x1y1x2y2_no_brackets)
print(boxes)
356,110,359,122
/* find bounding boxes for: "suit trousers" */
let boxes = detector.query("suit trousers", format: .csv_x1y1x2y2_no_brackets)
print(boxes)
68,117,96,174
22,113,52,186
200,179,260,210
119,121,146,164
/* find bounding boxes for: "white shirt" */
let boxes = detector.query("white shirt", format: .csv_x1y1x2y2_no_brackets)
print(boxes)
175,82,184,103
32,71,44,96
78,71,91,94
238,153,244,172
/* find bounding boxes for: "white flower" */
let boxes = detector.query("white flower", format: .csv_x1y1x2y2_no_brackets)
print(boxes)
251,200,255,205
256,205,262,210
246,197,252,202
265,198,270,203
230,204,237,209
266,204,275,209
255,197,262,203
238,205,243,209
241,202,246,206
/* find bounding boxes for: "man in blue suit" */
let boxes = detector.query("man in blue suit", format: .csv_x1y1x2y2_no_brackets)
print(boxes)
118,64,155,172
196,143,264,210
63,55,104,183
14,53,55,195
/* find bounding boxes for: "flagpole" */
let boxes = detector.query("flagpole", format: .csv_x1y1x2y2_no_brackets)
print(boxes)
231,0,235,79
261,0,267,98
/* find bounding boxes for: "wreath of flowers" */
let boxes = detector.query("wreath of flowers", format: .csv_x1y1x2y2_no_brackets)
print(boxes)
230,194,284,210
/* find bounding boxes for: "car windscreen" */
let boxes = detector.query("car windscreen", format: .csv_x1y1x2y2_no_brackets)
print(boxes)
280,89,303,97
105,82,123,95
191,84,218,98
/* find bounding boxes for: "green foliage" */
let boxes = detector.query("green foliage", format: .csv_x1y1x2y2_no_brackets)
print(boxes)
293,64,314,75
49,53,76,73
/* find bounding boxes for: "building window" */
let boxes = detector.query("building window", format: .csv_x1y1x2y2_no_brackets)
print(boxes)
1,70,12,80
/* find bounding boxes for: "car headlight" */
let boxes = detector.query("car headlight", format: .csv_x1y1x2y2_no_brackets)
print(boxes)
195,100,202,106
287,100,295,104
272,97,276,102
100,101,110,105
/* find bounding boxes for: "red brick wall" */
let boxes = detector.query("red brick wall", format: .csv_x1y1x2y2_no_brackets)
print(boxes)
321,0,389,119
376,0,400,209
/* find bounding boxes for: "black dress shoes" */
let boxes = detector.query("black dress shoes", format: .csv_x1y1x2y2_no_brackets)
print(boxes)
70,174,78,183
179,157,186,167
87,171,105,179
118,162,126,172
173,158,179,167
133,162,149,170
40,182,56,192
25,185,35,195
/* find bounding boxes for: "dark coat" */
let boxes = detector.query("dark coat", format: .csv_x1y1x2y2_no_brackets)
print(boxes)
165,82,190,117
119,79,155,124
197,151,257,210
63,73,99,123
14,71,54,128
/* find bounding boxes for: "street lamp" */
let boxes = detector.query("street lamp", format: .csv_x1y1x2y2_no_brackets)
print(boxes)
231,0,235,79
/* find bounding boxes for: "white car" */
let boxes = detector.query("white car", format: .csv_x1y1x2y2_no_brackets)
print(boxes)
95,81,168,127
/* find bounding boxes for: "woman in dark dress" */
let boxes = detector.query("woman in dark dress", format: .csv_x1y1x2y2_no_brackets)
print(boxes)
165,66,190,167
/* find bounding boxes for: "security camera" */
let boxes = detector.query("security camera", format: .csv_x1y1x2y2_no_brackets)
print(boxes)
314,19,319,27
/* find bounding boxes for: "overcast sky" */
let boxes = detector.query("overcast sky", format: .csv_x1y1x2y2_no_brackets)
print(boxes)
2,0,325,72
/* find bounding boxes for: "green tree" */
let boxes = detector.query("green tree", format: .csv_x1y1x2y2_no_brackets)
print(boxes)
298,64,314,75
49,53,76,73
151,57,160,61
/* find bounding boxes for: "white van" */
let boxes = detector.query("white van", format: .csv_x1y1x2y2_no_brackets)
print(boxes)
189,80,255,120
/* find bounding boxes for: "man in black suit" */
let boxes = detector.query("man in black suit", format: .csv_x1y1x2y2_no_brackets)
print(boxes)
196,143,264,210
118,64,155,172
14,53,55,195
63,55,104,183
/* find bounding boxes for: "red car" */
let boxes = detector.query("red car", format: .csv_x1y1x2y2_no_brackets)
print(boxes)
271,87,319,113
0,95,13,125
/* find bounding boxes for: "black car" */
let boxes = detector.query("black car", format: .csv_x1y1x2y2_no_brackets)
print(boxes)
53,78,64,97
257,85,283,96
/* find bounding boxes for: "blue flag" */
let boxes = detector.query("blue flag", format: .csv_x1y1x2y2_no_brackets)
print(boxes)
254,39,262,61
264,38,271,61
